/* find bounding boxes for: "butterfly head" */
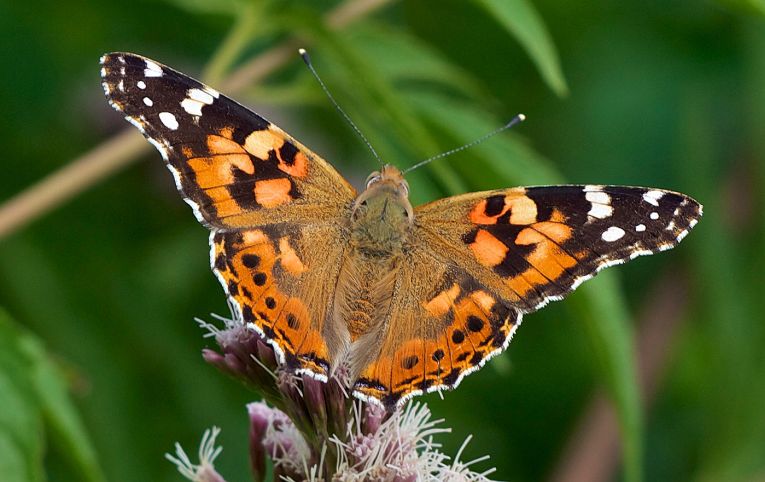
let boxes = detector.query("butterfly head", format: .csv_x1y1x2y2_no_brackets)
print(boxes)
350,165,413,254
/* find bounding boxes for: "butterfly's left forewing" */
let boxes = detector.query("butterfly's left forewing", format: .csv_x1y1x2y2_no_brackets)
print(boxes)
354,185,701,408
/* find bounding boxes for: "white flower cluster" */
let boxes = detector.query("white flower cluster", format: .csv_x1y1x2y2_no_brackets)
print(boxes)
324,402,496,482
169,402,496,482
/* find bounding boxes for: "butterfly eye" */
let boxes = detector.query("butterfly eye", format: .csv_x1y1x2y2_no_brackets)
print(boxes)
366,174,381,189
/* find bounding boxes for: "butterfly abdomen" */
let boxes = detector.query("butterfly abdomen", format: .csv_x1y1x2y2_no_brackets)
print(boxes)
318,246,401,384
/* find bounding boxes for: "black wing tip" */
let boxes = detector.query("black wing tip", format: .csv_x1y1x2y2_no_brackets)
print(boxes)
99,51,148,65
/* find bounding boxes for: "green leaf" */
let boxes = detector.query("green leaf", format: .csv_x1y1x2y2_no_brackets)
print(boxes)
302,28,469,196
714,0,765,17
156,0,248,16
471,0,569,96
201,2,275,86
0,312,44,482
25,340,106,482
571,275,643,482
348,22,488,101
0,310,105,482
405,90,563,186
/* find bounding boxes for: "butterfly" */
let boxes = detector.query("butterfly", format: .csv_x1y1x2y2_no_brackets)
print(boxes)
100,52,702,409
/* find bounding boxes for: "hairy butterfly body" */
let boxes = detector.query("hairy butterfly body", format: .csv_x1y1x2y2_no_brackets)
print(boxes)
101,52,702,409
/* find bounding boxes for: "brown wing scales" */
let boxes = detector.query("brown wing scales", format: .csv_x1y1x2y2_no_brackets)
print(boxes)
353,245,522,408
212,224,349,377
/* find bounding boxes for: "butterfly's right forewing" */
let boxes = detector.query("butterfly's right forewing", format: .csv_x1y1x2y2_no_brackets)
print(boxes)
100,52,356,230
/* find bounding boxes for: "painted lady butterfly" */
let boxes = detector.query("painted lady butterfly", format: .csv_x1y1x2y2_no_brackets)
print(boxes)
101,52,701,409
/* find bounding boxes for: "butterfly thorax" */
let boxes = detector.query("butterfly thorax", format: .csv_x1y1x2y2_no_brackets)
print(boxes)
348,165,413,257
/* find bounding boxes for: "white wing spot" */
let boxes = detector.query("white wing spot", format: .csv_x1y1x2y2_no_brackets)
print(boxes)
643,190,664,206
181,99,203,116
666,220,676,231
188,88,215,104
137,80,147,89
602,226,626,242
143,97,153,107
635,224,646,232
159,112,179,130
181,88,216,116
144,60,163,78
117,79,125,92
588,203,613,219
586,191,612,219
585,191,610,204
650,212,659,220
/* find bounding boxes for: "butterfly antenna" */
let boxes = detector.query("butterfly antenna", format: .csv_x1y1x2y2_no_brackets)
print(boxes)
299,49,383,166
402,114,526,174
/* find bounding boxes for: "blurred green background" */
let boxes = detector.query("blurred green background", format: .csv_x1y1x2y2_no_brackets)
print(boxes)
1,0,763,481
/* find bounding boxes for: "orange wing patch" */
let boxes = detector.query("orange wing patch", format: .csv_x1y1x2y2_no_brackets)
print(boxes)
244,129,283,159
464,193,580,300
469,190,538,225
174,124,314,228
354,283,521,408
422,283,460,317
469,229,509,267
243,127,308,178
254,178,292,207
212,229,330,376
